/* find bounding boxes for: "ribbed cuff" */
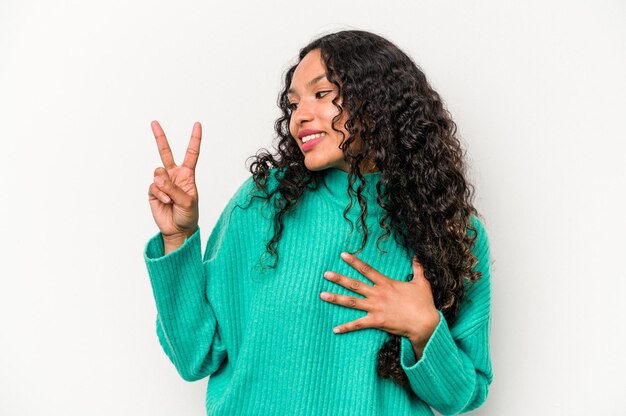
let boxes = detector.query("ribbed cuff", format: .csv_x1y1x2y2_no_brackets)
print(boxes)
143,226,226,381
143,227,204,316
400,309,475,414
144,226,201,261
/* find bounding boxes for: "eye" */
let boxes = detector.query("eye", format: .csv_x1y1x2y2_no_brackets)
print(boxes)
287,102,298,111
316,90,332,99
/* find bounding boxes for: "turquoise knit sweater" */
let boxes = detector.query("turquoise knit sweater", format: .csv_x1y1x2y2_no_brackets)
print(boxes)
144,167,493,415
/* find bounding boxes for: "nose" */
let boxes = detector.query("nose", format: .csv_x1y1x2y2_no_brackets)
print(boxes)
292,100,314,126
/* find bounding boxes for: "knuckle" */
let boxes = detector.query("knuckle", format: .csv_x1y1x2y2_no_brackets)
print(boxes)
150,185,163,197
156,178,168,190
354,321,363,330
360,264,371,274
373,316,385,328
159,146,172,155
347,298,357,308
378,291,390,303
377,279,390,289
349,280,361,290
179,199,192,210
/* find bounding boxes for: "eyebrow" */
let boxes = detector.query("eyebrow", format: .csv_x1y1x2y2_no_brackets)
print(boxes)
287,74,328,96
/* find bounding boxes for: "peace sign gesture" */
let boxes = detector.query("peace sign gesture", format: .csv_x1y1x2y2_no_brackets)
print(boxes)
148,120,202,250
320,253,441,358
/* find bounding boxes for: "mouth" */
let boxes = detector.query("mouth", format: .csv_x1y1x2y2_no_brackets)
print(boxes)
301,132,326,152
298,128,324,139
301,131,326,144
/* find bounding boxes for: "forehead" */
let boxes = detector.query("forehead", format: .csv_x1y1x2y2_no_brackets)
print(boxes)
288,49,329,92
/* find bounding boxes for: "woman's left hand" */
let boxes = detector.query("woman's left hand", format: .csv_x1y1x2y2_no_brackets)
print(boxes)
320,252,441,351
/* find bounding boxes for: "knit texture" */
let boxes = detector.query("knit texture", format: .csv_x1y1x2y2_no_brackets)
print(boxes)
144,167,493,415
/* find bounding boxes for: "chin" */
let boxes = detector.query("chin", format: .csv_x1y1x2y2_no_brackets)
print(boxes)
304,163,327,172
303,152,343,171
304,158,338,172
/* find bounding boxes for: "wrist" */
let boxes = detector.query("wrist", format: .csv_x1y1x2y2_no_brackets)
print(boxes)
408,309,440,349
162,226,197,242
162,228,195,254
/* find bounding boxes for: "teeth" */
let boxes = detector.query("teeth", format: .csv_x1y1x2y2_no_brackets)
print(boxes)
301,132,326,143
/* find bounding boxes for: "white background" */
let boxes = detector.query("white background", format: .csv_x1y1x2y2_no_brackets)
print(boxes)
1,1,625,415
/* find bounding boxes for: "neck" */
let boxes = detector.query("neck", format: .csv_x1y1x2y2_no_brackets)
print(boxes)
331,155,379,174
317,167,384,216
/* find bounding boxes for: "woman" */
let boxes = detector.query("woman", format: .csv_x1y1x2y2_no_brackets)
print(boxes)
145,30,492,415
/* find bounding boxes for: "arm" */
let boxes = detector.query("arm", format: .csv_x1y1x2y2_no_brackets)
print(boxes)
144,226,227,381
399,216,493,415
143,176,254,381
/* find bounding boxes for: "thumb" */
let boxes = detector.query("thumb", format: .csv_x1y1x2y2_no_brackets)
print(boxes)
412,256,424,277
412,256,421,268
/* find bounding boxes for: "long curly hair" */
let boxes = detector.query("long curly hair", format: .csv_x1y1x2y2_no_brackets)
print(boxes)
244,29,483,388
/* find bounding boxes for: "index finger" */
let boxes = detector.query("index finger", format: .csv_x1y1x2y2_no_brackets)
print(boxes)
182,122,202,170
151,120,176,169
340,252,384,285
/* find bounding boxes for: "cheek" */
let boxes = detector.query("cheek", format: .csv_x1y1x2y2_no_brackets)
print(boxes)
320,105,339,129
288,117,296,138
326,108,348,134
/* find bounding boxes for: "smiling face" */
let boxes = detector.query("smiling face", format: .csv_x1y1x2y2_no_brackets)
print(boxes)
287,49,354,173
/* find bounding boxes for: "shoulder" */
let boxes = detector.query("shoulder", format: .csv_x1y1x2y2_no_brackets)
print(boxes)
468,214,491,274
469,214,488,241
452,214,492,333
230,175,258,206
225,167,286,212
462,214,492,307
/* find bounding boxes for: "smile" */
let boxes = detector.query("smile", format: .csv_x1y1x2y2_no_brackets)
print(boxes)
302,132,326,143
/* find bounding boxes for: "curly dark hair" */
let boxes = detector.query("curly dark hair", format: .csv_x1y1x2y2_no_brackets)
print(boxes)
243,29,483,388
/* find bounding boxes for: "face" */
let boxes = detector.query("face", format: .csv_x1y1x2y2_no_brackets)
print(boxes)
287,49,353,173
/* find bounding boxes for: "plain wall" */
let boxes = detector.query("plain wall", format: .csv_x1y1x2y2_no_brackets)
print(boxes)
1,0,624,414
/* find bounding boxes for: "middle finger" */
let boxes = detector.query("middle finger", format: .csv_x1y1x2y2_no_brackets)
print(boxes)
340,252,384,285
182,122,202,171
319,291,368,311
323,271,374,296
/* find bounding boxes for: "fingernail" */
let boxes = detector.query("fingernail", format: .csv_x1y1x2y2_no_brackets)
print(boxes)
155,176,164,187
340,252,350,260
333,327,341,333
320,292,330,300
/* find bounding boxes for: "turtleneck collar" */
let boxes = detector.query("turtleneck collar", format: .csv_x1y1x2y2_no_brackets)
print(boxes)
317,168,384,214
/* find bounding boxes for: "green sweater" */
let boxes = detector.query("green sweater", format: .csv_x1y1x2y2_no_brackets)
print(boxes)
144,167,493,415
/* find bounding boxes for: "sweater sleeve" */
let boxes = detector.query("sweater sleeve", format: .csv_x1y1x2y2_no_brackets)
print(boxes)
399,215,493,415
143,176,254,382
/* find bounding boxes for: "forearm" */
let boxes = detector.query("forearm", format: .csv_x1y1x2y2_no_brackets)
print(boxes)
400,311,493,415
400,215,493,414
145,228,225,381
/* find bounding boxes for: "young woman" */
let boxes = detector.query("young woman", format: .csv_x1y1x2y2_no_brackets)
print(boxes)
145,30,492,415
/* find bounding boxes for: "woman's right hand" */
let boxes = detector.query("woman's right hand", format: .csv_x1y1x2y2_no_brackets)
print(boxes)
148,120,202,244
